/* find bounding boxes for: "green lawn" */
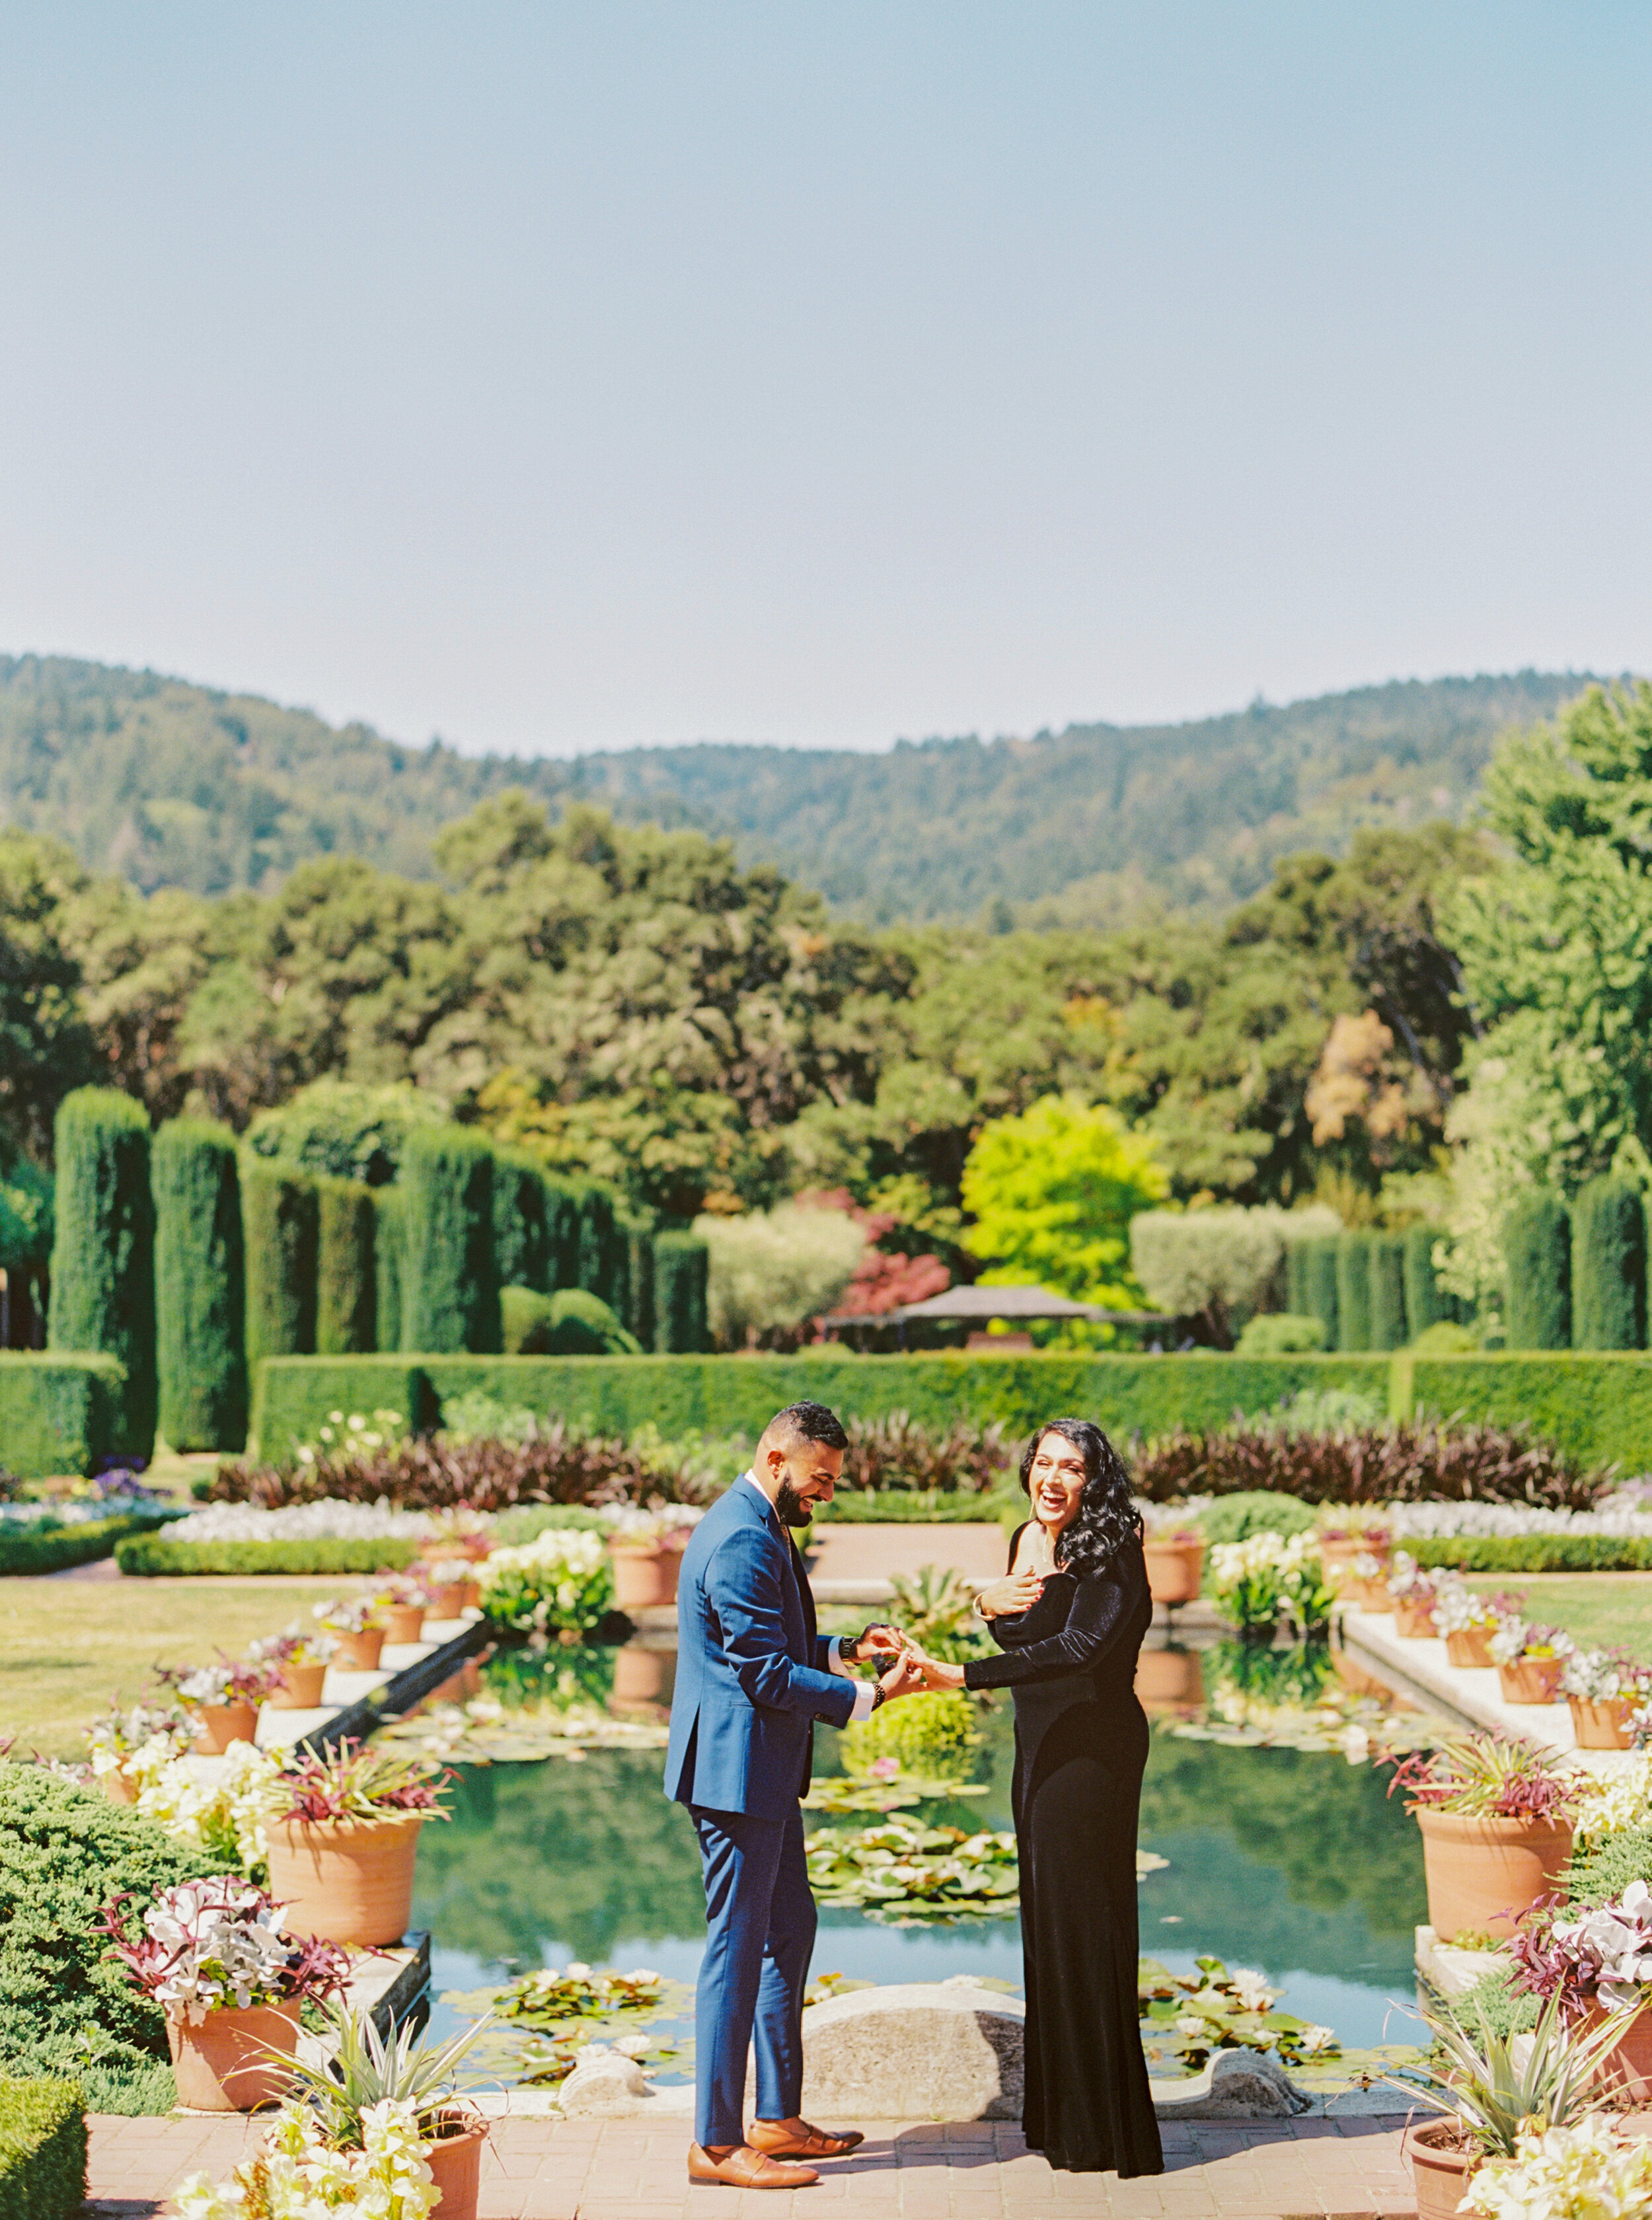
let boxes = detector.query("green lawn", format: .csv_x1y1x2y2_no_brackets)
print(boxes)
1466,1573,1652,1662
0,1575,348,1759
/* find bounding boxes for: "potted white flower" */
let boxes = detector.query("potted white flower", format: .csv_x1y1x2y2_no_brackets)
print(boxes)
1489,1615,1574,1705
249,1625,338,1710
85,1699,193,1804
1387,1552,1439,1639
161,1661,276,1755
1460,2114,1652,2219
172,2094,439,2219
315,1593,389,1672
1509,1878,1652,2098
1433,1577,1500,1669
1559,1648,1650,1749
603,1504,700,1613
100,1875,350,2110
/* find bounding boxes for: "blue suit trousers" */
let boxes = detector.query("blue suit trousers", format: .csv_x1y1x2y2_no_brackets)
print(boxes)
691,1804,816,2147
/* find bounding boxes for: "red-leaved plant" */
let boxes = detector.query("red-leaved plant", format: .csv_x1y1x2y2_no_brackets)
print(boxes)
1382,1733,1578,1822
98,1877,352,2020
276,1740,453,1827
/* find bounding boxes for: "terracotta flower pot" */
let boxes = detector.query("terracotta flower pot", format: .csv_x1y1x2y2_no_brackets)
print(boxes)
426,2107,489,2217
1142,1537,1205,1606
1569,1694,1636,1749
1394,1598,1439,1639
1499,1656,1564,1704
1406,2118,1479,2220
332,1627,386,1672
101,1770,137,1805
1446,1626,1497,1670
424,1578,480,1617
266,1811,426,1946
1348,1577,1393,1613
266,1662,328,1710
380,1605,426,1645
167,2001,301,2112
1413,1804,1573,1942
1320,1536,1388,1576
191,1701,259,1756
608,1544,676,1612
1135,1646,1205,1712
1581,2001,1652,2101
610,1644,666,1705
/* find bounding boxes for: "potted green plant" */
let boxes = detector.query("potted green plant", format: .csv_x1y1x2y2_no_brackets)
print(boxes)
1491,1615,1574,1704
315,1594,387,1672
250,1626,338,1711
278,1999,492,2220
1385,1735,1577,1941
1560,1649,1649,1750
264,1741,452,1947
99,1874,350,2111
1382,1987,1639,2220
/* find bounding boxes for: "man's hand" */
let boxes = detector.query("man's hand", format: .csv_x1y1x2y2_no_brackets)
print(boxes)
845,1623,905,1665
876,1650,928,1703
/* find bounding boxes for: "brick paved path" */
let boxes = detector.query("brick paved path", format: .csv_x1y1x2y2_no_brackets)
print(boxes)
85,2110,1419,2218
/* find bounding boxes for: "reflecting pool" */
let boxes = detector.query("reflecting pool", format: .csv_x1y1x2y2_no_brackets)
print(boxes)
412,1635,1427,2068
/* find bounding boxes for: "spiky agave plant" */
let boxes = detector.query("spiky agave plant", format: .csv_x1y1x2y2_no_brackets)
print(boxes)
277,1998,493,2145
1380,1988,1641,2158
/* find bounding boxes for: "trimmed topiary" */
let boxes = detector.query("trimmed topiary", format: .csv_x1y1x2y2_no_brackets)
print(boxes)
0,1767,211,2108
1297,1235,1339,1353
623,1220,656,1349
1368,1233,1408,1352
1233,1313,1326,1355
541,1176,583,1292
151,1119,246,1453
493,1152,554,1297
1402,1223,1449,1341
652,1232,710,1353
372,1187,404,1353
1193,1491,1317,1545
500,1285,641,1356
1571,1177,1645,1351
315,1177,376,1356
0,2075,89,2214
1503,1193,1571,1350
1334,1232,1372,1352
574,1185,624,1305
47,1088,157,1464
401,1127,501,1353
241,1158,319,1369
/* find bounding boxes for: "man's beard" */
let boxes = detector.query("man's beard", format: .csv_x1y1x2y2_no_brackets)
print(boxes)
775,1478,815,1528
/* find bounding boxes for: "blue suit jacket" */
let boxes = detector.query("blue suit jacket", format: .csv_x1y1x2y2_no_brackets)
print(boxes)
665,1476,856,1822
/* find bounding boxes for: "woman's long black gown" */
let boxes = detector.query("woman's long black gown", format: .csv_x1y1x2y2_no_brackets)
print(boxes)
961,1525,1163,2177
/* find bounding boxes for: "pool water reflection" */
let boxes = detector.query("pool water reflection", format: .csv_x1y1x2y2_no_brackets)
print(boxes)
412,1633,1427,2066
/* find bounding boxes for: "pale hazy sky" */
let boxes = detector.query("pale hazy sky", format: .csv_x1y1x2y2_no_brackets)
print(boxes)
1,4,1647,757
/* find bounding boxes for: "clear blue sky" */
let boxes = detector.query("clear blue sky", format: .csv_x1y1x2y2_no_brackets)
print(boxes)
1,3,1647,755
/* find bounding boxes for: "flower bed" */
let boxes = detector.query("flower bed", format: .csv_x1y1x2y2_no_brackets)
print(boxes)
476,1529,615,1639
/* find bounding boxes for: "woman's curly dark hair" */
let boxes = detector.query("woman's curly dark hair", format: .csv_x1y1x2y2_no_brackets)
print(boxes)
1018,1419,1142,1576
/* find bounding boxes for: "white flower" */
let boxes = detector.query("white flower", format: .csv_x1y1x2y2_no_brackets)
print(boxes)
1174,2013,1208,2036
1227,1968,1278,2013
1298,2024,1335,2054
1462,2113,1652,2217
611,2033,651,2057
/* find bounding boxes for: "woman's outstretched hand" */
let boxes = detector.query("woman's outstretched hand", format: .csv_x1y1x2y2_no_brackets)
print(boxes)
905,1645,966,1691
974,1572,1045,1620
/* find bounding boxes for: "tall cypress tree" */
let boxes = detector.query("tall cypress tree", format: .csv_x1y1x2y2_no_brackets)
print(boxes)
1334,1232,1372,1352
315,1177,377,1354
1300,1235,1340,1352
241,1159,319,1369
493,1152,553,1294
653,1232,709,1353
402,1127,500,1352
152,1119,246,1452
373,1187,404,1353
48,1088,157,1462
1503,1194,1571,1349
1403,1223,1449,1340
1571,1179,1646,1350
1369,1232,1408,1351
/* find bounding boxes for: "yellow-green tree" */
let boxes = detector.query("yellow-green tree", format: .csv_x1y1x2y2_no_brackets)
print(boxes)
960,1096,1168,1306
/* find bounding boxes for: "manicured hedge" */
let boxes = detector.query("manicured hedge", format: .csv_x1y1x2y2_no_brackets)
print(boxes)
402,1127,500,1354
1369,1233,1407,1352
0,1509,175,1578
115,1534,420,1577
493,1152,554,1296
1291,1235,1339,1354
242,1159,319,1368
1335,1233,1372,1352
653,1232,710,1354
1403,1223,1449,1339
0,2077,86,2220
46,1090,157,1465
1571,1178,1645,1352
1504,1193,1571,1350
0,1353,127,1479
373,1187,404,1354
1409,1534,1652,1574
624,1221,656,1349
152,1120,247,1453
251,1350,1394,1465
1400,1350,1652,1472
315,1177,376,1355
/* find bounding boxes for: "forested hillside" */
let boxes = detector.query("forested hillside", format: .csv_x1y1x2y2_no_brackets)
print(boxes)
0,656,1594,920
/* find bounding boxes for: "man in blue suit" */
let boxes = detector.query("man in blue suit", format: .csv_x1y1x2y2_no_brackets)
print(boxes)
665,1398,924,2190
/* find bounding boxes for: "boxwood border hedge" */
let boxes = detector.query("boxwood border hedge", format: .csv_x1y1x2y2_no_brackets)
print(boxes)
0,1510,176,1578
0,1353,127,1480
114,1534,422,1578
0,2077,86,2220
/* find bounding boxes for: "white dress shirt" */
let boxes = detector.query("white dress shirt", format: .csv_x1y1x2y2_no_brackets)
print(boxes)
739,1471,877,1722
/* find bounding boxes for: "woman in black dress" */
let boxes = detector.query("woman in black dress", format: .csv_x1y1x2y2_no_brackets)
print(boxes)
917,1419,1162,2178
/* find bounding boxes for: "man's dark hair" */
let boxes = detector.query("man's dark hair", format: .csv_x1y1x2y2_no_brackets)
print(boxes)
763,1399,849,1454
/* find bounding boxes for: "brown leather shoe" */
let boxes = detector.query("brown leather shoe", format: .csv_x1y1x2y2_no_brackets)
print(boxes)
688,2143,820,2188
749,2118,866,2159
